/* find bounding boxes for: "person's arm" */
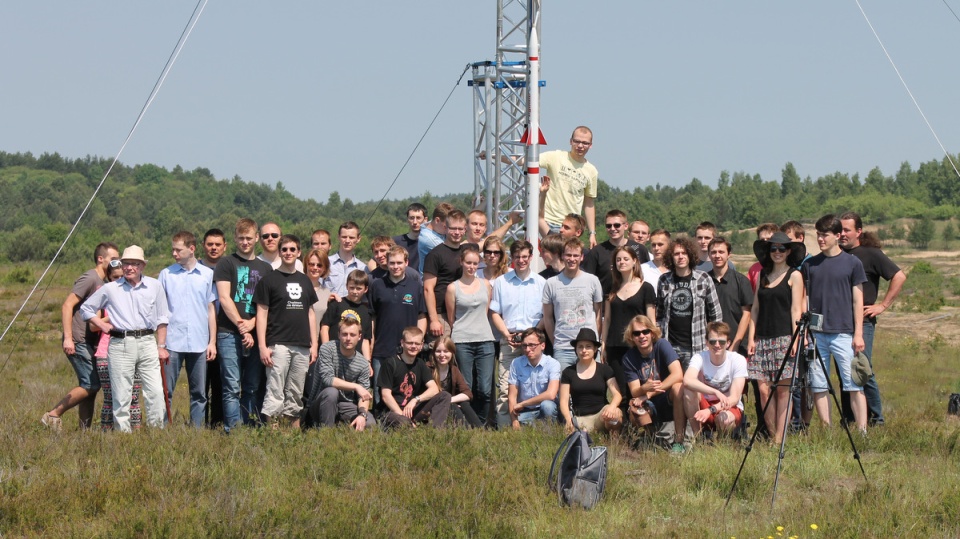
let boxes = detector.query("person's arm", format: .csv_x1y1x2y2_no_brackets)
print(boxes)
403,379,441,419
682,364,724,402
487,211,522,240
155,324,170,363
593,301,602,339
423,272,442,337
559,382,574,433
256,304,272,368
366,258,377,272
380,377,405,416
416,313,427,334
61,293,82,355
600,377,624,423
450,367,472,404
704,276,723,322
747,287,760,357
361,339,372,364
723,376,747,411
659,359,684,393
731,305,751,352
599,301,611,363
490,311,510,340
542,303,556,345
508,383,522,429
865,270,906,318
217,281,254,335
852,284,865,354
583,196,597,249
445,283,457,330
308,308,319,364
519,380,560,409
206,302,217,361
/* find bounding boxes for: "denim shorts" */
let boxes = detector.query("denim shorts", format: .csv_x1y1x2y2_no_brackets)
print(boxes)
67,341,101,391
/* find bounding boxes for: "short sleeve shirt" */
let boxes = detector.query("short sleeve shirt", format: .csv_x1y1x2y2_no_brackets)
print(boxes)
540,149,598,226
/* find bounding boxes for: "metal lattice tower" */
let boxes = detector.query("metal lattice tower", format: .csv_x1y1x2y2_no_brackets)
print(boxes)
469,0,544,245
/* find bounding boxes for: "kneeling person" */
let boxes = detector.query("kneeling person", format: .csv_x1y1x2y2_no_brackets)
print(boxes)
378,327,451,428
679,322,747,444
308,318,375,430
558,328,623,434
253,235,319,429
508,328,561,429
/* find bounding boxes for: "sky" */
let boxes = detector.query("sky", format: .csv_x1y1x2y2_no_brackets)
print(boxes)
3,2,960,206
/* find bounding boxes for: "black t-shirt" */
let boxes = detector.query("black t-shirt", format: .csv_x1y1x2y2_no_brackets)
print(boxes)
709,269,753,344
845,246,900,310
539,266,560,280
561,363,616,415
378,355,433,409
622,339,679,420
252,269,318,348
581,240,650,296
213,253,273,333
322,297,373,343
369,274,426,358
605,282,657,349
422,243,462,315
392,233,420,274
667,273,694,348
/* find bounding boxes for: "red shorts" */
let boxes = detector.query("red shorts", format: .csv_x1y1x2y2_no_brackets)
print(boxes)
699,395,743,427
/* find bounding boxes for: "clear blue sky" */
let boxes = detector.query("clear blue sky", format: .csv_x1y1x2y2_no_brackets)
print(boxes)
3,2,958,204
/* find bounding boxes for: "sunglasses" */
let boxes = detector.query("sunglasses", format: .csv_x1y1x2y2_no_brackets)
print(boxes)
769,245,788,253
605,223,624,229
483,250,502,256
632,329,652,337
280,247,299,253
708,339,728,346
261,233,280,240
108,259,122,268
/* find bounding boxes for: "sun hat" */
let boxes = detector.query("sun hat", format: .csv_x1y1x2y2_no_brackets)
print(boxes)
569,328,601,348
753,231,806,268
851,351,873,387
120,245,148,264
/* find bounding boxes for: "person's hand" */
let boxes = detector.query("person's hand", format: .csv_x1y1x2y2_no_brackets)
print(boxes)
402,399,418,419
853,335,865,354
309,348,318,365
241,333,255,349
329,293,342,303
693,408,712,423
512,418,522,431
355,385,373,403
864,304,886,318
237,319,255,335
159,347,170,364
351,414,367,432
564,420,575,435
478,150,488,160
429,319,443,337
600,405,622,424
747,339,756,357
63,337,75,356
260,347,274,368
641,379,663,395
728,338,741,352
508,210,523,224
589,234,597,249
206,344,217,362
540,176,551,193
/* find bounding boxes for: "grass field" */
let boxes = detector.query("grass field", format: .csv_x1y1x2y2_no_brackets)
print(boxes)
1,257,959,537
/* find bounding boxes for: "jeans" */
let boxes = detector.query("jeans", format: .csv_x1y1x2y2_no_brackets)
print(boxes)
809,332,860,392
165,350,207,427
552,348,578,371
108,335,165,432
217,332,264,431
496,339,525,428
456,341,495,424
517,399,558,425
372,357,385,407
67,341,100,391
312,387,376,427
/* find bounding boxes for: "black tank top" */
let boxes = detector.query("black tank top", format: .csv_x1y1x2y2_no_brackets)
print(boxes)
756,268,795,338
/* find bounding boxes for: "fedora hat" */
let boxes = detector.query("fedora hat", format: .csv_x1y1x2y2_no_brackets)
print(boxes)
753,232,806,268
570,328,601,348
120,245,148,264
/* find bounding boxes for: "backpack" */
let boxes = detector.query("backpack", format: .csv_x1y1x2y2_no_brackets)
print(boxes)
547,418,608,510
948,393,960,416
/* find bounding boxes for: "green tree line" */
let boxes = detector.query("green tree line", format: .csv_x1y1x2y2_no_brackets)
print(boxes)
0,150,956,263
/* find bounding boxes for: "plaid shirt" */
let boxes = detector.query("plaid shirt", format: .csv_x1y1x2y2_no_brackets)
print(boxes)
656,270,722,353
311,340,370,404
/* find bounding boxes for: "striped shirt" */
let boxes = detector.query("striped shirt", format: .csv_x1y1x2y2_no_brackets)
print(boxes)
312,340,370,404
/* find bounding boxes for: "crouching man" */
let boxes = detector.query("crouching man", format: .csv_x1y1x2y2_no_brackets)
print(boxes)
378,327,451,428
307,318,375,430
678,322,747,448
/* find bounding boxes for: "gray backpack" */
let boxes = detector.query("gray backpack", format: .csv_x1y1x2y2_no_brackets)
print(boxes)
548,420,608,510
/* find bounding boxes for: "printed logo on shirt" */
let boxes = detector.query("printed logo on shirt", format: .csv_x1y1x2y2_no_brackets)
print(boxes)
402,293,413,305
672,281,693,317
340,309,362,324
286,283,303,300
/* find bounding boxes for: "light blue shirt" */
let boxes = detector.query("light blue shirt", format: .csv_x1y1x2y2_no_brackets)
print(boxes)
158,262,216,353
508,354,561,404
490,269,546,333
80,275,170,331
324,252,369,297
416,226,444,274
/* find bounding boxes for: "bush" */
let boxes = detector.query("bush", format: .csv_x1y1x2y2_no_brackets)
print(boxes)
908,217,935,249
3,265,33,284
898,261,945,312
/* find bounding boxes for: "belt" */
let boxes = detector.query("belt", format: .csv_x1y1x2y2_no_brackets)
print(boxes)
109,329,155,338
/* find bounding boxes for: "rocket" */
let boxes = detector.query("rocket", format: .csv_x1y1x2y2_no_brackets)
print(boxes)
522,23,546,248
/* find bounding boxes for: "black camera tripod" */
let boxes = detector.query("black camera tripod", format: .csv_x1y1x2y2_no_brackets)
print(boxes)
724,311,868,510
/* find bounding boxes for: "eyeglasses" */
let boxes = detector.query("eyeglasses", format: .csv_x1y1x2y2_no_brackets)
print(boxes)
261,233,280,240
280,247,299,253
605,223,624,229
571,139,592,147
521,342,542,349
307,262,324,268
108,260,122,268
708,339,728,346
769,245,788,253
483,250,502,256
632,329,652,337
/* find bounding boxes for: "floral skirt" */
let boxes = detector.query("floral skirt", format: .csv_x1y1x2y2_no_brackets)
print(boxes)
749,335,793,383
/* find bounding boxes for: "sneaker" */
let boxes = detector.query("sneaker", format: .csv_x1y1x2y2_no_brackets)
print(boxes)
41,412,62,432
670,442,686,455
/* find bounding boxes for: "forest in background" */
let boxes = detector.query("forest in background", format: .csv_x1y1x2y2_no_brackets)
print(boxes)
0,149,957,264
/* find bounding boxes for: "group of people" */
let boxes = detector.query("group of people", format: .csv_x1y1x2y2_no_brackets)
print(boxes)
42,126,904,454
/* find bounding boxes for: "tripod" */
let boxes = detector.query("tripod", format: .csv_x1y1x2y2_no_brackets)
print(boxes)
724,312,868,510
